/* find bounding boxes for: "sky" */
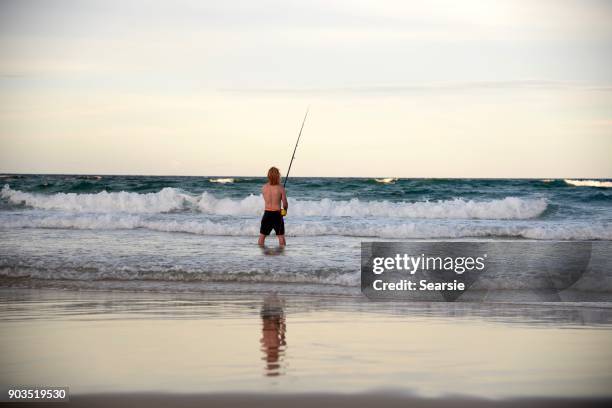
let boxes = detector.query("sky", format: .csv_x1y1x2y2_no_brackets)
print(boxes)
0,0,611,178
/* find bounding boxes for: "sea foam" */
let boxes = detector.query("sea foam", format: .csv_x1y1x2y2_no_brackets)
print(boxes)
209,178,235,183
375,177,398,184
4,214,609,240
564,179,612,188
1,185,547,220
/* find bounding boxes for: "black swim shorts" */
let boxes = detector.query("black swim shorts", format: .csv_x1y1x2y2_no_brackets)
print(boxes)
260,210,285,236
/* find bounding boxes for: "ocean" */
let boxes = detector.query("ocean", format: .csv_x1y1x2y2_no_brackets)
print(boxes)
2,175,612,400
1,174,611,296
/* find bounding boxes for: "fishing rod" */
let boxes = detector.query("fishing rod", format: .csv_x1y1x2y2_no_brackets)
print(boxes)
283,108,309,188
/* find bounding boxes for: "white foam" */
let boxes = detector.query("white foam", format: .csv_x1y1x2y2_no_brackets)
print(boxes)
3,214,610,240
289,196,547,219
564,179,612,188
197,192,263,215
1,185,548,219
1,185,191,213
375,177,398,184
209,178,235,183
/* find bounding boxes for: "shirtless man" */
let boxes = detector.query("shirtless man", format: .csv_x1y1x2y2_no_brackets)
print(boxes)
258,167,288,246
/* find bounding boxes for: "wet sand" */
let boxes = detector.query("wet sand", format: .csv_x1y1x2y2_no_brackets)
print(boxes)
1,288,612,406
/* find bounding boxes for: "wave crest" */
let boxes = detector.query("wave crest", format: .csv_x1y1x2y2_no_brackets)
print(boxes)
564,179,612,188
375,177,398,184
209,178,235,183
1,185,190,213
1,185,547,220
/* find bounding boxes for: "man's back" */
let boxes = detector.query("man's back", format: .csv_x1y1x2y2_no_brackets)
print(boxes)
262,183,286,211
259,166,288,246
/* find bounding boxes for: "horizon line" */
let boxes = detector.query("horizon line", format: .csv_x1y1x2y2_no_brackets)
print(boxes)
1,172,610,180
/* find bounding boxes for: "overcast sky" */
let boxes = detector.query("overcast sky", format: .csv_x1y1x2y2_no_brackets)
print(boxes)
0,0,611,177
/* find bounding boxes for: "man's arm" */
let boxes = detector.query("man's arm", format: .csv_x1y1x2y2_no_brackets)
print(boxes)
281,187,288,210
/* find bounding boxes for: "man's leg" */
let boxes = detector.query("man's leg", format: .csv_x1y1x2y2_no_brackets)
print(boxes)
259,213,269,245
276,213,286,246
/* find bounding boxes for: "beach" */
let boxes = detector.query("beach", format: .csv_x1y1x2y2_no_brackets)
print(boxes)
2,0,612,404
2,288,612,406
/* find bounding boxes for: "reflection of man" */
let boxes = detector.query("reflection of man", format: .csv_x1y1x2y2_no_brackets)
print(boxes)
260,294,286,376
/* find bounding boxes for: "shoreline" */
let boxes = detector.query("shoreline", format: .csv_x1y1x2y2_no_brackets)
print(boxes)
2,280,612,304
2,286,612,308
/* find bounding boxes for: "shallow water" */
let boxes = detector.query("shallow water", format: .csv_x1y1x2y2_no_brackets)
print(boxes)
1,228,611,302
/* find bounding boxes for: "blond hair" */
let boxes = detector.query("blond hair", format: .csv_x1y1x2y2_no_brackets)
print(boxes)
267,167,281,185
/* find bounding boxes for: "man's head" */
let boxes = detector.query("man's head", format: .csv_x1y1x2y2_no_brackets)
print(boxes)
267,167,281,185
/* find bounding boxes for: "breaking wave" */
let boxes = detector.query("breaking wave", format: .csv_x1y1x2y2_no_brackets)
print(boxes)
375,177,398,184
1,185,548,220
209,178,235,183
565,179,612,188
1,185,188,213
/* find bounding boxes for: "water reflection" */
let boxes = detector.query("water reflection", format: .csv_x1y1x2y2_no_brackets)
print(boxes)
260,293,286,376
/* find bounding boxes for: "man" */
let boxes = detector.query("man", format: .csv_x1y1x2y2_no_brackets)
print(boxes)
258,166,288,246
